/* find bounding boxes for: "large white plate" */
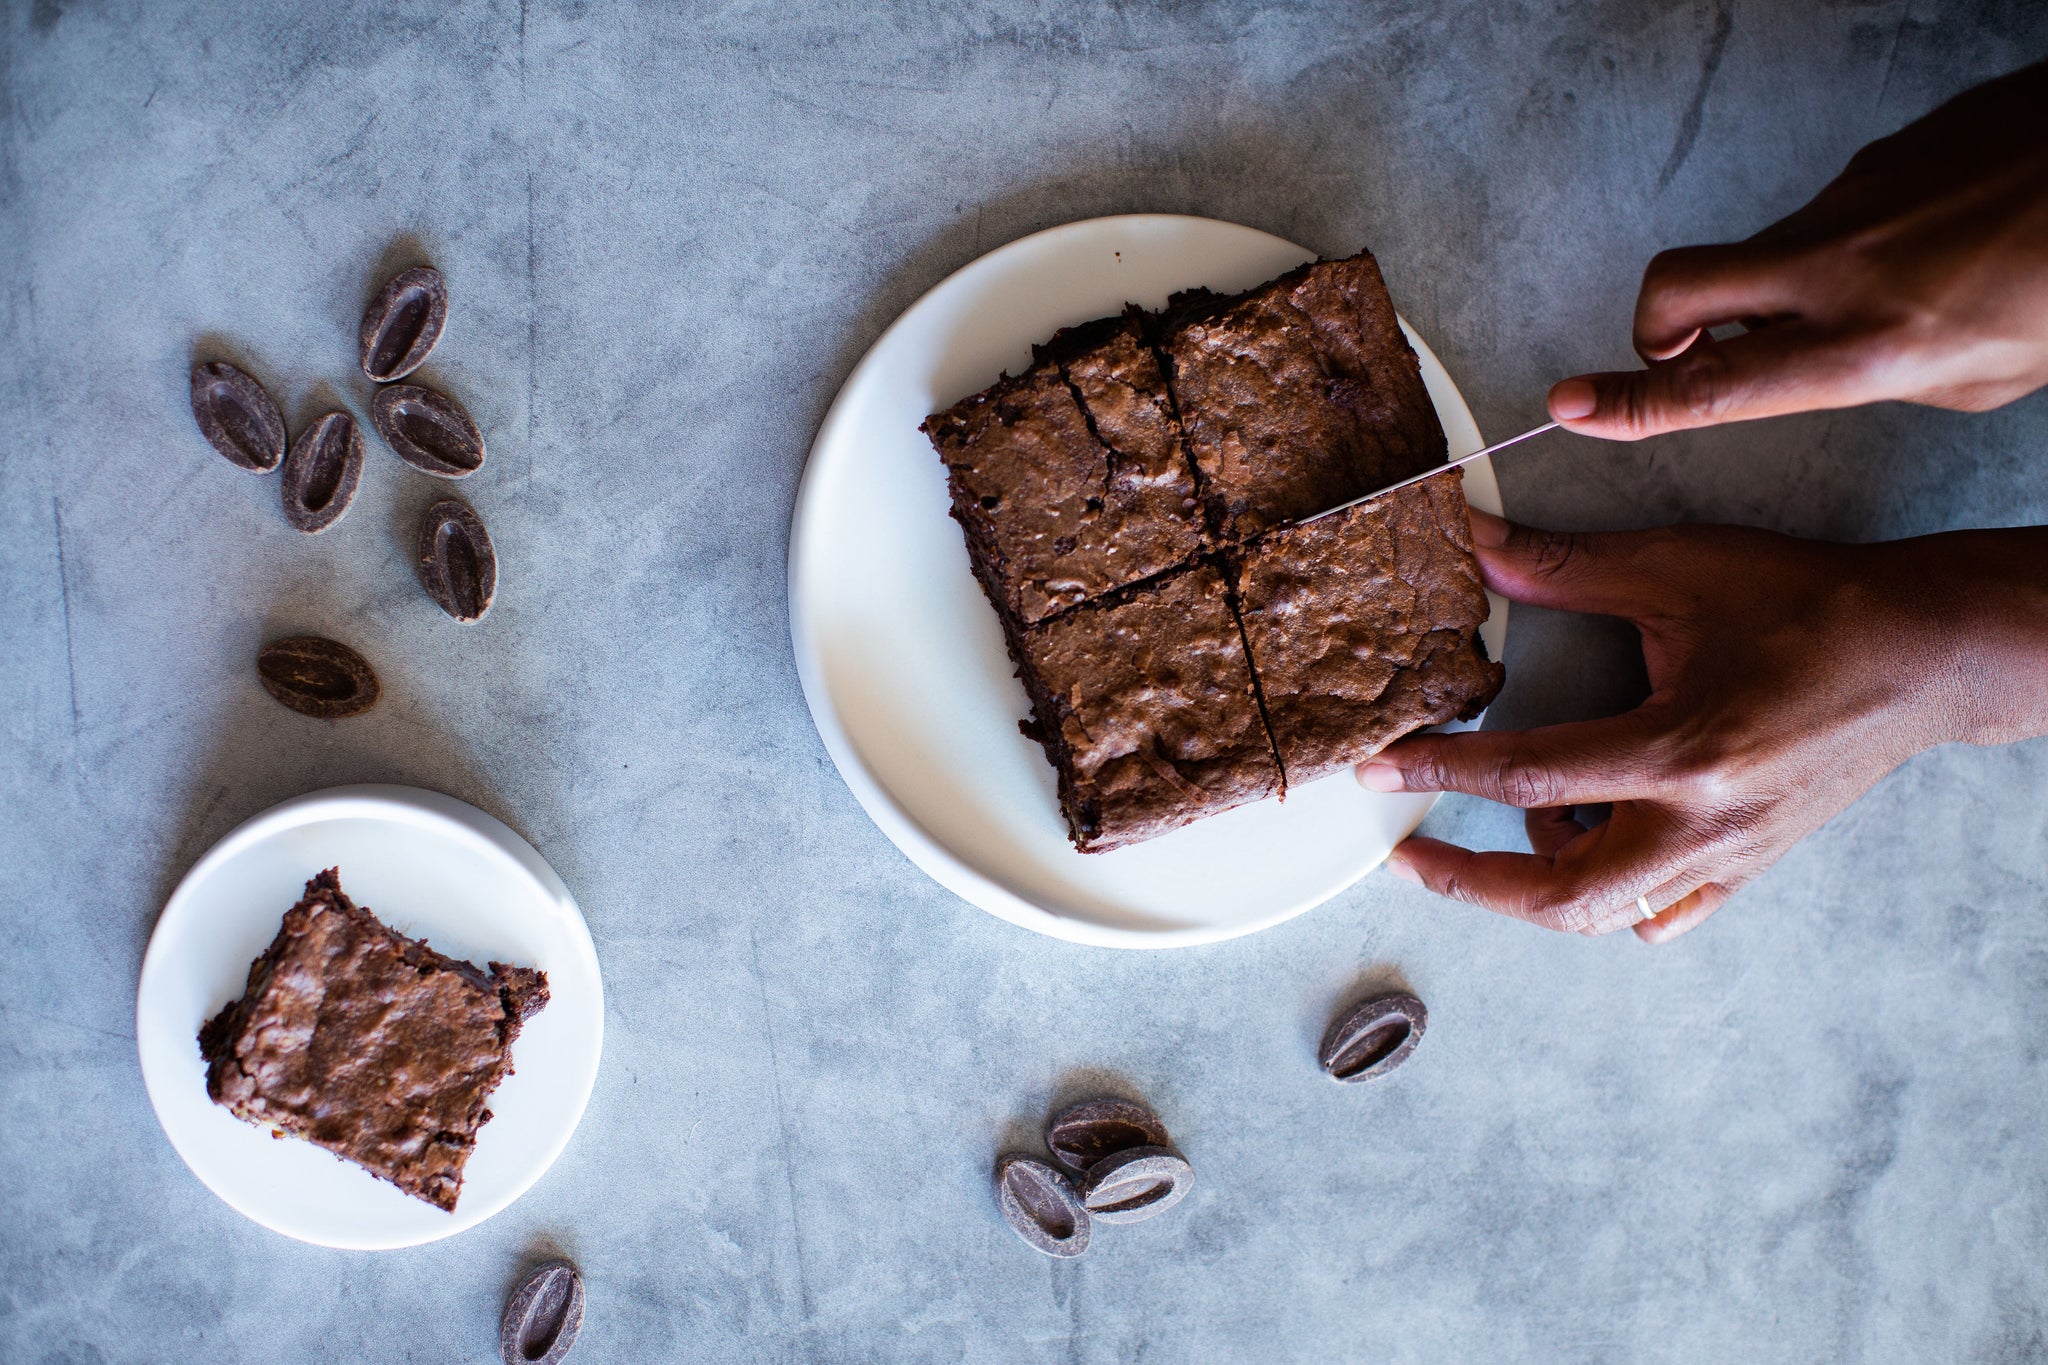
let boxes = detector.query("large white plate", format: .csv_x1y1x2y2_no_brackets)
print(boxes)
790,215,1506,949
137,785,604,1250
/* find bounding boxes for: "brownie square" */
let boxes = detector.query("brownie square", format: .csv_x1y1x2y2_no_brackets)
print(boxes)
923,312,1204,627
1234,473,1504,785
1011,561,1281,852
1160,250,1447,540
198,869,550,1212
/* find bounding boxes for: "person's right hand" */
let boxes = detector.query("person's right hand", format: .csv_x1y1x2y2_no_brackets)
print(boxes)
1549,60,2048,439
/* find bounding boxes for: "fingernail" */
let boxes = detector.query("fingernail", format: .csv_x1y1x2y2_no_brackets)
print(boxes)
1383,855,1422,885
1466,506,1508,548
1356,762,1405,793
1549,378,1598,421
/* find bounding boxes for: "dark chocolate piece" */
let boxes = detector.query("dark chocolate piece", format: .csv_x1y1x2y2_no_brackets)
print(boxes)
923,312,1203,627
198,869,549,1211
500,1260,584,1365
1045,1097,1171,1178
374,383,485,478
256,636,381,719
280,411,364,534
994,1154,1091,1257
417,498,497,622
1234,473,1503,785
1012,563,1281,852
359,266,448,383
1319,992,1428,1083
190,361,286,474
1078,1146,1193,1225
1160,251,1446,540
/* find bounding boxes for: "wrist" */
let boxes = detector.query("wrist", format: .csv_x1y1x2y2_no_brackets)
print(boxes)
1884,529,2048,748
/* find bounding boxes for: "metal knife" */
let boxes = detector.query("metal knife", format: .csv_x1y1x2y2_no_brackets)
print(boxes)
1295,421,1560,526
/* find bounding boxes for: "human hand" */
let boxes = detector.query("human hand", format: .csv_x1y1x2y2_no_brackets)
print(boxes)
1357,509,2048,942
1549,60,2048,439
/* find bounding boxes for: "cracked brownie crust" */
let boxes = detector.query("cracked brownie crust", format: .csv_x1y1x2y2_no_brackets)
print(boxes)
1012,563,1280,852
198,869,549,1212
1235,473,1504,784
923,315,1203,627
1160,252,1447,541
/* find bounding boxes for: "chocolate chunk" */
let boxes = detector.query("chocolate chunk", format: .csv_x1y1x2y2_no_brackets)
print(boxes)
190,361,285,473
256,636,380,719
359,266,448,383
279,411,364,534
1045,1097,1171,1178
994,1154,1091,1257
416,498,497,622
1318,991,1428,1083
500,1260,584,1365
1079,1146,1193,1225
373,383,485,478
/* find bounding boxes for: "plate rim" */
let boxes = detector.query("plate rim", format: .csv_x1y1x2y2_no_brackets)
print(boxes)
789,212,1500,950
135,782,604,1249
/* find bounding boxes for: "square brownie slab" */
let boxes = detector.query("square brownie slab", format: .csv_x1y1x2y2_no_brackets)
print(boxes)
923,312,1204,627
198,869,549,1212
1011,561,1281,852
1234,473,1504,785
1160,250,1447,541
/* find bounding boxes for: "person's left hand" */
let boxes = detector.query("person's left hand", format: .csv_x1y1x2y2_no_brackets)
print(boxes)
1357,508,2048,942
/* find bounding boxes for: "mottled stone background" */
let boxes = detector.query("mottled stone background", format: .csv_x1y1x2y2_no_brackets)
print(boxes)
3,1,2046,1361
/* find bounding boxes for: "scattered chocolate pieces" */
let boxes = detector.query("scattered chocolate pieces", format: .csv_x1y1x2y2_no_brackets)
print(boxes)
994,1154,1091,1258
280,411,364,533
190,361,285,473
417,498,497,622
359,265,448,383
1319,991,1428,1083
374,382,485,479
500,1259,584,1365
1079,1145,1194,1225
998,1094,1192,1256
1045,1097,1171,1178
256,636,380,719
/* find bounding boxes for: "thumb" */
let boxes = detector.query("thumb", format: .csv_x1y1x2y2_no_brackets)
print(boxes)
1548,326,1869,441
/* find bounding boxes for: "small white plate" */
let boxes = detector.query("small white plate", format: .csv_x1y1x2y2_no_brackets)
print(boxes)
137,785,604,1250
790,214,1507,949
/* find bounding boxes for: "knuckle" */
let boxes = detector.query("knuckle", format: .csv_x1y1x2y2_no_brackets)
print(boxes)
1397,747,1445,793
1433,861,1473,905
1530,885,1605,935
1519,526,1585,581
1667,346,1735,420
1611,373,1659,436
1493,759,1563,809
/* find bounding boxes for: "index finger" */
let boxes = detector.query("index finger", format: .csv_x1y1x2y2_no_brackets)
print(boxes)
1363,716,1662,808
1632,242,1808,360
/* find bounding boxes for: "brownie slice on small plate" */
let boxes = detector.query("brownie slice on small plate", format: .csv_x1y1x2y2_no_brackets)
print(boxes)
923,312,1204,627
1160,250,1447,541
1012,561,1281,852
198,869,549,1212
1234,472,1504,785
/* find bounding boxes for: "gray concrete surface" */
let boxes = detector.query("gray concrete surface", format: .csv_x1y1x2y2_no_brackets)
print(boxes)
4,1,2047,1360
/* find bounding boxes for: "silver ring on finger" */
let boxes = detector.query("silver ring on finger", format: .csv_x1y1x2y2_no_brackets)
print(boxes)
1636,894,1657,924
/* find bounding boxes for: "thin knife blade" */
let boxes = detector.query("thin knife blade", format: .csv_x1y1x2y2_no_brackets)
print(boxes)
1294,420,1560,527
